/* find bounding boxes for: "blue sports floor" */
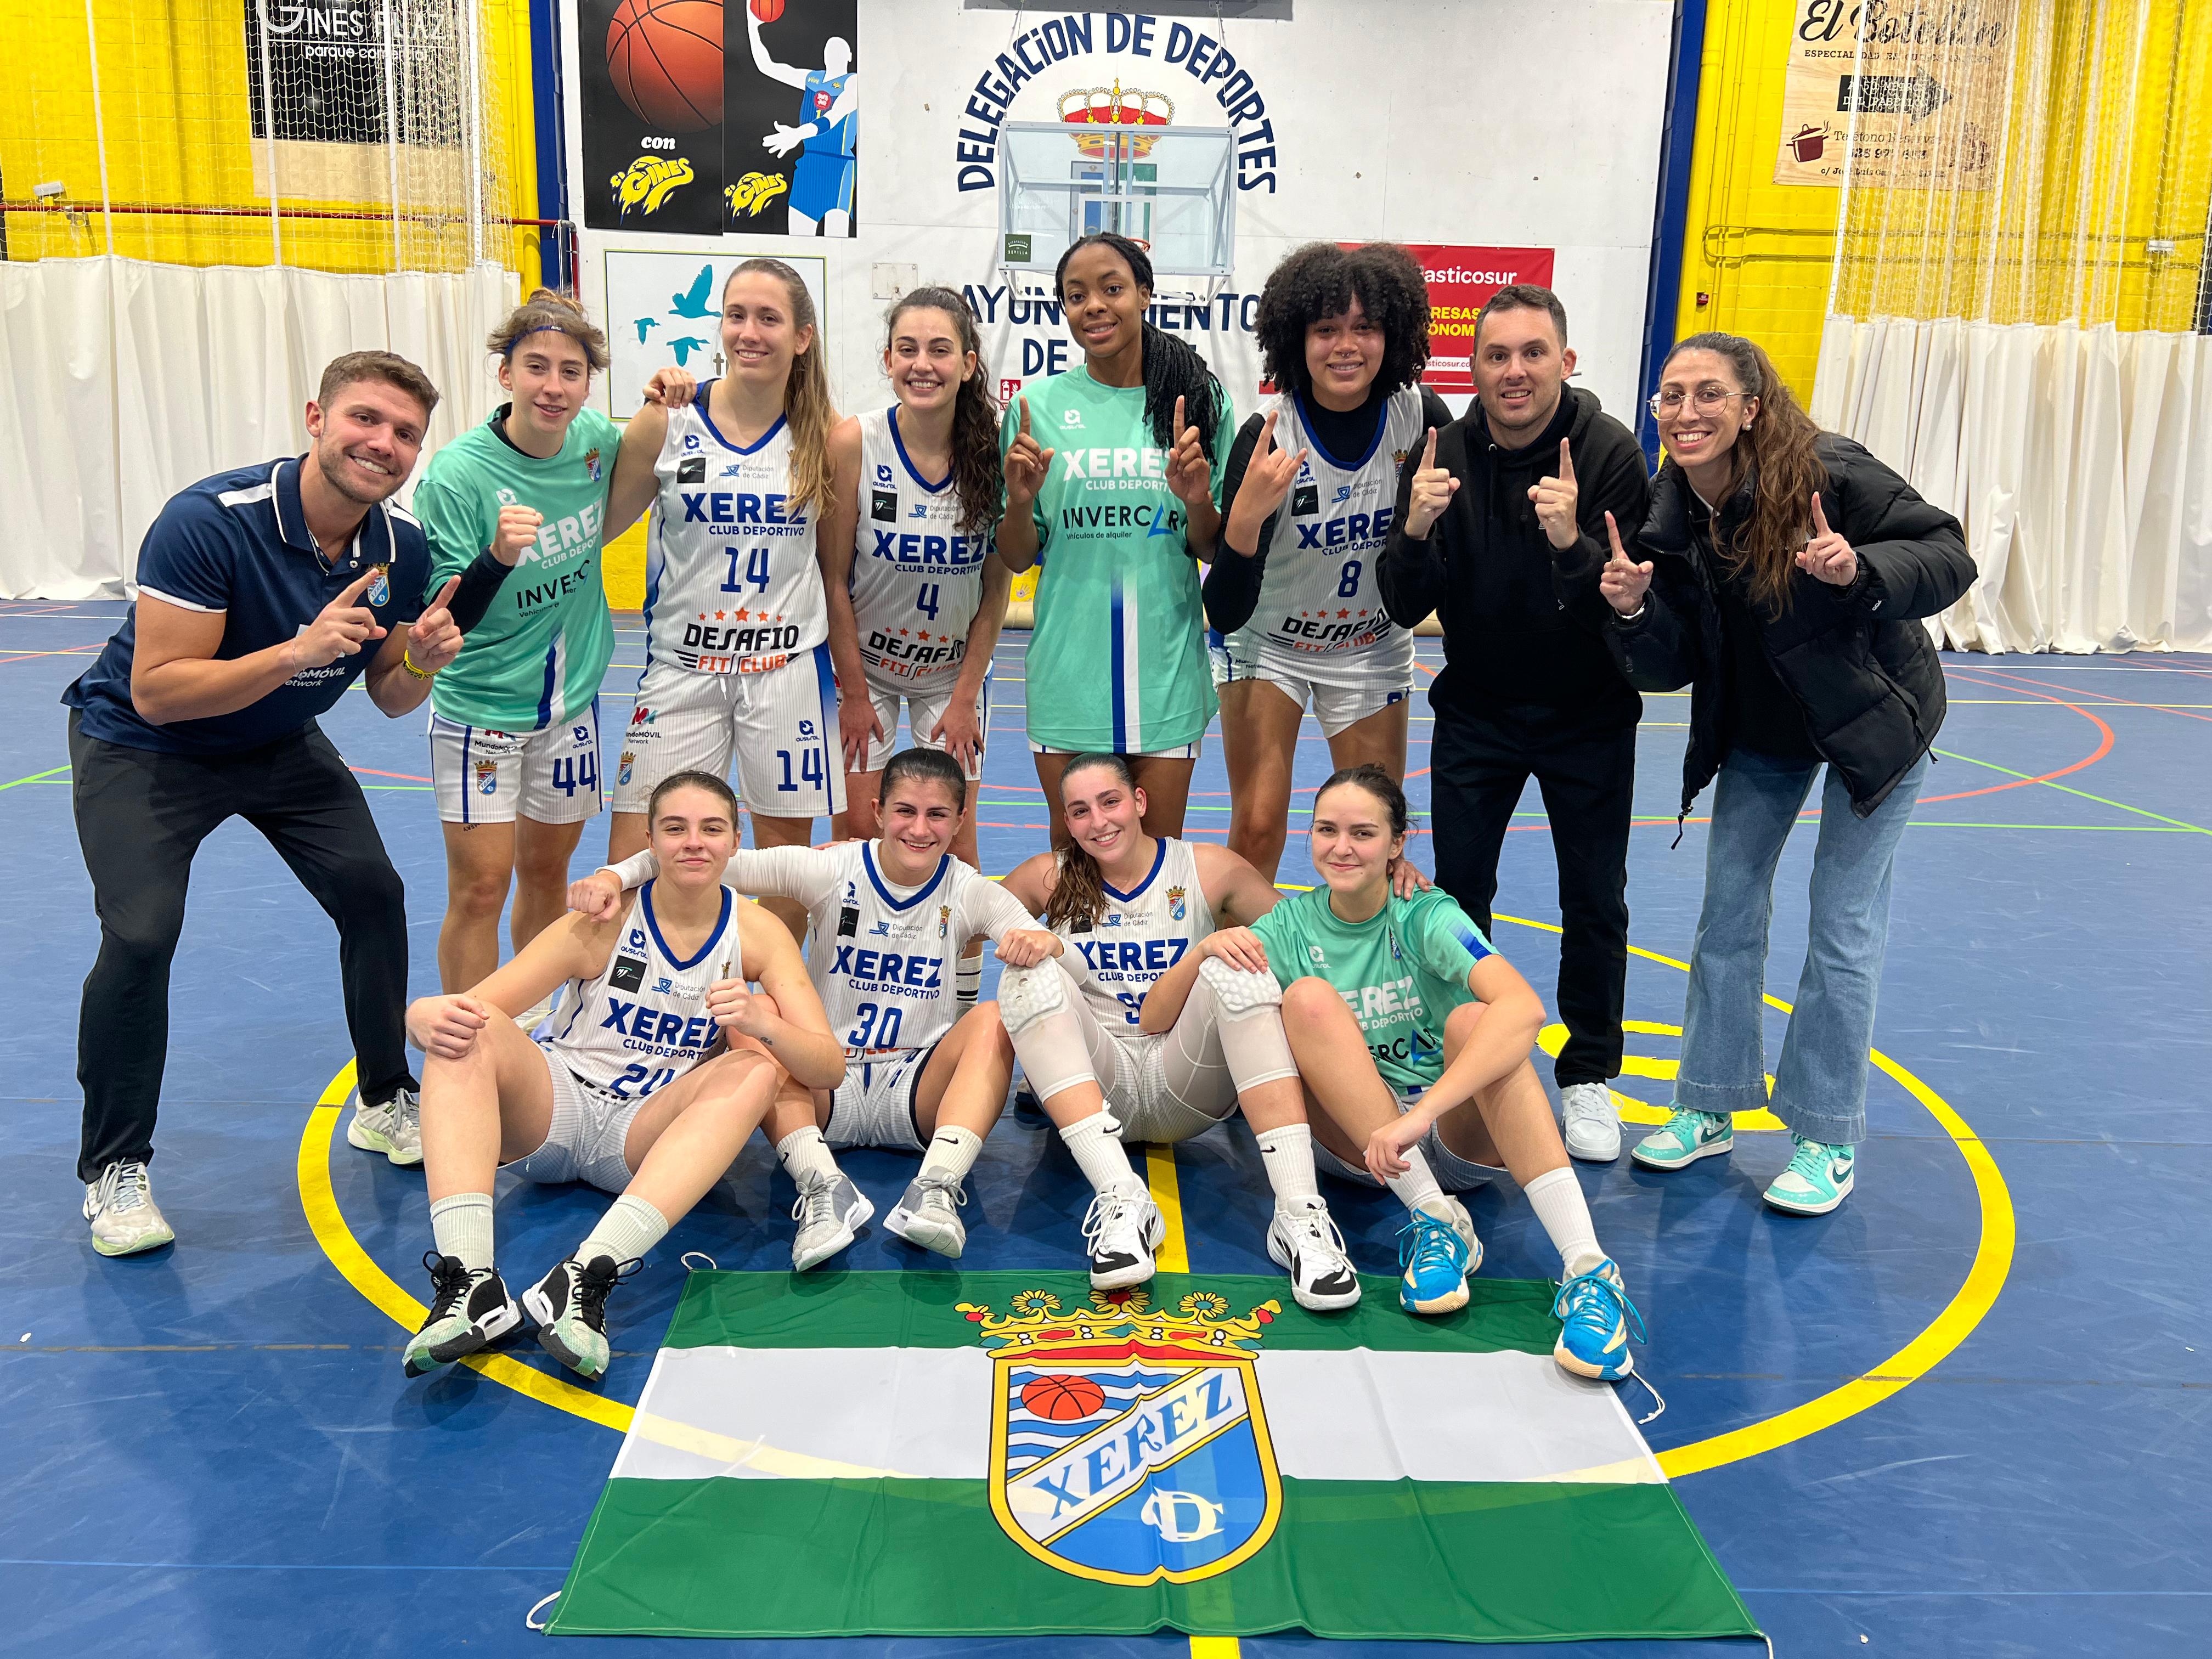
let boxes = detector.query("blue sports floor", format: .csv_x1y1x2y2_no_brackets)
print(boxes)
3,603,2207,1658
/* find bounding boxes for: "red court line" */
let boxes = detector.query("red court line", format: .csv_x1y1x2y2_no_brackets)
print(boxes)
0,642,108,667
1927,671,2115,803
1955,662,2212,725
351,766,434,783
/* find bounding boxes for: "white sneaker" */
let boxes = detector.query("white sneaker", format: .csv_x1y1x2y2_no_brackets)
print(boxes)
1081,1179,1164,1290
1559,1082,1622,1162
347,1087,423,1167
791,1171,872,1271
1266,1196,1361,1311
884,1175,967,1259
84,1160,175,1257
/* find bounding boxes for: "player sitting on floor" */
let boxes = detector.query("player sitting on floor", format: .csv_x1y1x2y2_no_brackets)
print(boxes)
1249,764,1646,1379
575,747,1063,1268
403,770,844,1384
996,753,1413,1308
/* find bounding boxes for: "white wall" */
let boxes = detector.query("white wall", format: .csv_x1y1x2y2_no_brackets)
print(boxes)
566,0,1673,430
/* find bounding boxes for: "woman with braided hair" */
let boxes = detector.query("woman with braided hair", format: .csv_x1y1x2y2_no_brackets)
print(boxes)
998,232,1234,841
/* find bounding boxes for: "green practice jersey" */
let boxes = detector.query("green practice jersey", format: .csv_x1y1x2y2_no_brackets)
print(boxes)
413,405,619,731
1250,886,1497,1094
1000,368,1231,752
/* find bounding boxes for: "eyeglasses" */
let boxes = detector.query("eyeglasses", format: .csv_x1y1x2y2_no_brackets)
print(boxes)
1649,387,1749,417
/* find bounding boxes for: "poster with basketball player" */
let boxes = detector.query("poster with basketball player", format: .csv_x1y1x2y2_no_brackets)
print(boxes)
725,0,859,237
579,0,725,234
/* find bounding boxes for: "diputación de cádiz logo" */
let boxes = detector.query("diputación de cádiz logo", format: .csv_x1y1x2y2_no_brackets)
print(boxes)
959,1284,1283,1586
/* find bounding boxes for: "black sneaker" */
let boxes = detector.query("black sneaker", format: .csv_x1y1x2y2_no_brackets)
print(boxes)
403,1252,521,1378
522,1254,637,1381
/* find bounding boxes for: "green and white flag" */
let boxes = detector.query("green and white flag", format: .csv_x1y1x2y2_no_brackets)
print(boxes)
547,1271,1756,1643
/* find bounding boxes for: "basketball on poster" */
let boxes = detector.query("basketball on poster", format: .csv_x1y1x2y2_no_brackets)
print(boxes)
579,0,858,237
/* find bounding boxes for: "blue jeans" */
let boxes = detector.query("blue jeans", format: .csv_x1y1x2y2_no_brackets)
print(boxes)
1673,749,1929,1146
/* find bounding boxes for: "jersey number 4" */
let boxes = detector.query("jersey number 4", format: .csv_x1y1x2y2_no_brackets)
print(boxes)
723,546,771,593
915,582,941,620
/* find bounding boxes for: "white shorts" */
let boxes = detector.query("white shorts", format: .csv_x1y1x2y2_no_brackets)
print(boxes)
1313,1088,1505,1192
822,1043,937,1152
1210,635,1412,740
854,672,989,781
502,1043,648,1194
1028,738,1203,761
613,647,845,820
428,703,602,826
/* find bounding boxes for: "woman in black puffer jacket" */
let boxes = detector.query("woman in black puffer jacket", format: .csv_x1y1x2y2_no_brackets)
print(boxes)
1595,331,1973,1218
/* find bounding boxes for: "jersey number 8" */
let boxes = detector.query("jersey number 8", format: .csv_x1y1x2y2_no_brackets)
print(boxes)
1337,559,1362,598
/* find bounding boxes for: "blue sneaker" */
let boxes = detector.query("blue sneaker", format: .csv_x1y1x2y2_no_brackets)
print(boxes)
1552,1257,1646,1381
1630,1107,1733,1171
1397,1207,1476,1316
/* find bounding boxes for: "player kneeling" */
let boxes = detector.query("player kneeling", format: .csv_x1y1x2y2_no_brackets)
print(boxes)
403,770,843,1383
577,748,1062,1268
1255,766,1646,1382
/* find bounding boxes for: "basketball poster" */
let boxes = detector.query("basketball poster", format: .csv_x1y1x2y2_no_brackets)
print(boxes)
724,0,859,237
579,0,726,234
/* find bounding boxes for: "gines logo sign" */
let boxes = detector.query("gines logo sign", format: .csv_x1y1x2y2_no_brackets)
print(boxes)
611,155,695,218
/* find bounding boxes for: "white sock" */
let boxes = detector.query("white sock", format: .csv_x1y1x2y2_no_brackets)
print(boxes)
1525,1166,1605,1278
579,1194,669,1268
957,951,982,1008
1058,1107,1138,1194
1253,1124,1319,1205
920,1124,984,1185
429,1192,494,1274
1384,1145,1448,1219
776,1124,840,1187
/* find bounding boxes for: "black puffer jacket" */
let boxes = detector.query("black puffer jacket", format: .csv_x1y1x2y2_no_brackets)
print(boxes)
1610,432,1975,820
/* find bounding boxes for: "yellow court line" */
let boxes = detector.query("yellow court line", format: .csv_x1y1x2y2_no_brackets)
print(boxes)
1144,1144,1192,1274
296,1066,637,1436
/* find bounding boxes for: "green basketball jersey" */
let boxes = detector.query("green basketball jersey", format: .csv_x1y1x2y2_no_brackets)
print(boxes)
1250,886,1497,1094
413,405,619,731
1000,367,1231,752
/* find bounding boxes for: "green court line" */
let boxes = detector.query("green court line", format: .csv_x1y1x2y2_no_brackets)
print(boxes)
0,764,70,791
1931,747,2211,834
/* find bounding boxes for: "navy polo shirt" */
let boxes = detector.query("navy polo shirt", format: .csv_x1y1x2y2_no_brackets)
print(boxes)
64,456,431,755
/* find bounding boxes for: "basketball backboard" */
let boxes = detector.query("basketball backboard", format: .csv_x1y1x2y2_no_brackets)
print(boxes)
998,121,1236,283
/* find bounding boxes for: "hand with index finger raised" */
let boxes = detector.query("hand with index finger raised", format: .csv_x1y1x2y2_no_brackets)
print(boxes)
1404,425,1459,539
1599,509,1655,616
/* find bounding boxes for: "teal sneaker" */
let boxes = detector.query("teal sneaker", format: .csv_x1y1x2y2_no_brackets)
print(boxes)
1397,1207,1476,1316
1551,1257,1646,1381
1630,1108,1734,1171
1764,1136,1855,1215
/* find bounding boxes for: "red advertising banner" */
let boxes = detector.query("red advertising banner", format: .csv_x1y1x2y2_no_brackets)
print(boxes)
1396,244,1557,391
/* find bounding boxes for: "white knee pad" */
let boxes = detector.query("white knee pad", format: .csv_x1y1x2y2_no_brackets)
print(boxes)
996,960,1069,1038
1197,957,1283,1020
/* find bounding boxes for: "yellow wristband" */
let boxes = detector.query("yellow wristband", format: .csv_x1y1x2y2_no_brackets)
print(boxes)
400,647,435,680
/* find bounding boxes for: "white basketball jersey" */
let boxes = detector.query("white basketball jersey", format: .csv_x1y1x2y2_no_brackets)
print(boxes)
645,386,828,675
793,842,1027,1059
848,407,992,686
544,883,746,1094
1238,387,1426,673
1052,837,1215,1031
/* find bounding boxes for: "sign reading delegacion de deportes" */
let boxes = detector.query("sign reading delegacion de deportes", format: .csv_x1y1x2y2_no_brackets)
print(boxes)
950,11,1283,194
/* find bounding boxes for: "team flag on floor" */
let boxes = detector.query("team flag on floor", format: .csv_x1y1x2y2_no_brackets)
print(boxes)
546,1270,1756,1643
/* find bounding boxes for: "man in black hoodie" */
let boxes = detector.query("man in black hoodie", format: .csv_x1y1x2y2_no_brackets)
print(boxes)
1379,285,1650,1163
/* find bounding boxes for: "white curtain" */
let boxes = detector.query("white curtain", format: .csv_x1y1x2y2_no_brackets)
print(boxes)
1812,315,2212,654
0,256,514,599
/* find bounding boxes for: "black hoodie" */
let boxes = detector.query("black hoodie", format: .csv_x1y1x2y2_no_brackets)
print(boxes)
1379,385,1650,720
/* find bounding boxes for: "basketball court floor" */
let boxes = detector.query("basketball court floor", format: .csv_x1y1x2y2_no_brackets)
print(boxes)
3,602,2204,1657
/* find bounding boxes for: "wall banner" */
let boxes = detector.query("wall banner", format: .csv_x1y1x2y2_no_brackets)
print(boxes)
1397,245,1559,393
1775,1,2009,188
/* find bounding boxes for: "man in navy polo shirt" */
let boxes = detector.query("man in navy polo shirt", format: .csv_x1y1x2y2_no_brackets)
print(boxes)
64,350,466,1257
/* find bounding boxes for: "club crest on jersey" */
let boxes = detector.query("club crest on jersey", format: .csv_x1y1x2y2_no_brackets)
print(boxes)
1166,886,1186,922
962,1286,1283,1587
584,448,603,483
938,903,951,940
618,750,635,786
365,564,391,607
473,758,498,795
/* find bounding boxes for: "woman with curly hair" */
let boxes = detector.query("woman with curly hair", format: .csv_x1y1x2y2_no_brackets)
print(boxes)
998,232,1233,841
1203,242,1451,879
